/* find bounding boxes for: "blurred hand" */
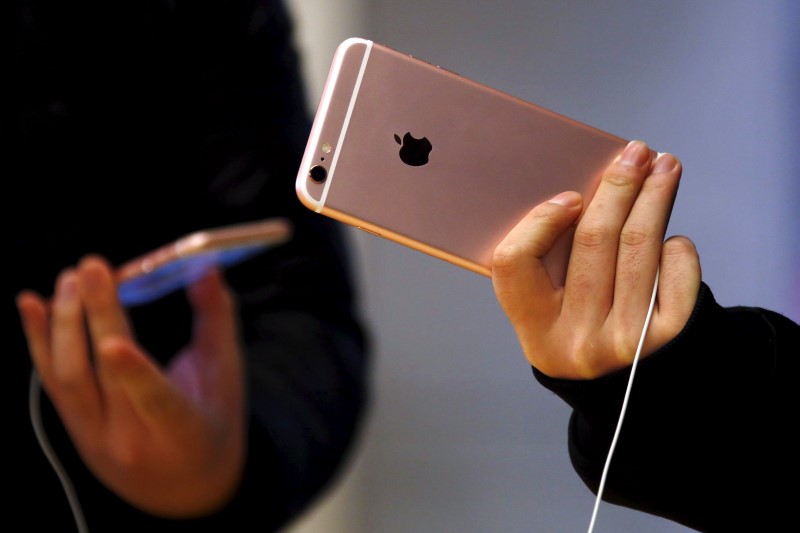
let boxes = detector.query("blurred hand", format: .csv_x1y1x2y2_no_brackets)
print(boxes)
17,255,246,518
492,140,701,379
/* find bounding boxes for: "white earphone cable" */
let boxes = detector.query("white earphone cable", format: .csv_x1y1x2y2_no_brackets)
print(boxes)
29,369,89,533
586,267,660,533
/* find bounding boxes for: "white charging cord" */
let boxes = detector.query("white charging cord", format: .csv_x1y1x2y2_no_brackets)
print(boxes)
29,369,89,533
586,267,660,533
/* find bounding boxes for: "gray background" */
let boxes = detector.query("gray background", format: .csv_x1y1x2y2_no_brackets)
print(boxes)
286,1,799,532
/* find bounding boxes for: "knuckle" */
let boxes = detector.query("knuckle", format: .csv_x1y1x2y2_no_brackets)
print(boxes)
569,335,606,379
612,328,639,365
568,329,640,379
619,223,650,248
602,168,642,191
492,241,526,273
573,223,610,249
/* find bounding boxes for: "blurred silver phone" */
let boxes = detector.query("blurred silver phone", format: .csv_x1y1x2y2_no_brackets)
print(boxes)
116,218,292,307
296,37,629,285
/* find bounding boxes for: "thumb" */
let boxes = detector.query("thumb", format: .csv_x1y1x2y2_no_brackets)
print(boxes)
492,191,583,322
187,268,240,362
183,269,244,417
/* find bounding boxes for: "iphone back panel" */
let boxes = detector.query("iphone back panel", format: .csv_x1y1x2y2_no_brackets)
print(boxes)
296,37,628,284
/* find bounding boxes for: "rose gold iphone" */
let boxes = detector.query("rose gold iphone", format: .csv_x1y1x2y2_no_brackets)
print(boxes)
296,37,628,285
116,218,292,306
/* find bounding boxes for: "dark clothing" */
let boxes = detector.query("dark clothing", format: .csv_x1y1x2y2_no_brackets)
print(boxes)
11,1,369,531
534,282,798,532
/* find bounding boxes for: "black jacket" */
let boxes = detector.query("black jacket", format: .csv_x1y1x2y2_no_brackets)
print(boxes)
534,283,798,532
10,1,369,531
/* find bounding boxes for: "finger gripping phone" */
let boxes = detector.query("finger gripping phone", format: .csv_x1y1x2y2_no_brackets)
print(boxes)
296,37,628,285
115,218,293,307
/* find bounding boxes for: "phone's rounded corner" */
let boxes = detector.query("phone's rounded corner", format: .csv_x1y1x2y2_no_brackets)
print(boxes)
295,174,323,213
339,37,372,52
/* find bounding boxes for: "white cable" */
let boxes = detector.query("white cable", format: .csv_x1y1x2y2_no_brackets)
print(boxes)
29,369,90,533
586,267,660,533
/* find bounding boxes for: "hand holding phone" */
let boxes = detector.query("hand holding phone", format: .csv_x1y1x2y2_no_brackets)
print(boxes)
296,37,629,285
116,218,292,306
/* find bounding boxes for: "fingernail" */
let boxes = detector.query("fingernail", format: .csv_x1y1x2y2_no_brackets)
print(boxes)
619,140,650,167
652,152,678,173
548,191,581,207
56,271,78,301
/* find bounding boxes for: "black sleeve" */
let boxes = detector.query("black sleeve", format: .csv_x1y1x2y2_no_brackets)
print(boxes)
12,1,369,532
532,282,798,532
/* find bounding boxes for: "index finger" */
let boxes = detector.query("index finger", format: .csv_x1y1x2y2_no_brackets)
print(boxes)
77,255,133,343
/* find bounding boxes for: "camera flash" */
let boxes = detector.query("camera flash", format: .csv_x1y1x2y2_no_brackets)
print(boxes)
321,143,332,154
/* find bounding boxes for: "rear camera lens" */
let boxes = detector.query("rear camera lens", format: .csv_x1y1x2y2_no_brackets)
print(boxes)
309,165,328,183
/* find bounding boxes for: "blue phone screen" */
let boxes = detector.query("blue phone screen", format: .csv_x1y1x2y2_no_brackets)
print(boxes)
117,243,268,307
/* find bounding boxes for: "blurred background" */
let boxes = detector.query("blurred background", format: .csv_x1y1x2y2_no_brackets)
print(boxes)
284,1,799,531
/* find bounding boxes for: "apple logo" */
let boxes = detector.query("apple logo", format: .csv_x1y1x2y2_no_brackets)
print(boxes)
394,132,432,166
